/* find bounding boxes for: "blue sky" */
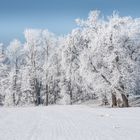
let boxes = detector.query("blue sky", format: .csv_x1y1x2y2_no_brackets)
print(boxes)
0,0,140,44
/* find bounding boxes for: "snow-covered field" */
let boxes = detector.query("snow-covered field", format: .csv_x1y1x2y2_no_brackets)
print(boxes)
0,105,140,140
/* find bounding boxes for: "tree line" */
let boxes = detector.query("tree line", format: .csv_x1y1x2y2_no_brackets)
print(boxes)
0,11,140,107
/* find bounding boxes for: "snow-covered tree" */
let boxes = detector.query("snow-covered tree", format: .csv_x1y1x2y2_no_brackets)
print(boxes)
24,29,43,106
41,30,57,105
77,11,140,107
0,43,10,105
5,39,22,105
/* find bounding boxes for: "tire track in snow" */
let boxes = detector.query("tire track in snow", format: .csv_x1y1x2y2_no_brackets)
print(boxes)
0,106,140,140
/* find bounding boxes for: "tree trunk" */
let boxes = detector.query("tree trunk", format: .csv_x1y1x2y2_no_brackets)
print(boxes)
45,84,49,106
13,92,16,105
121,94,129,107
35,79,41,105
111,93,117,107
45,43,49,106
70,90,73,105
13,58,18,106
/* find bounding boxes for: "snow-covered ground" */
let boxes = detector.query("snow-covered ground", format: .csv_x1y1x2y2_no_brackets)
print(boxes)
0,105,140,140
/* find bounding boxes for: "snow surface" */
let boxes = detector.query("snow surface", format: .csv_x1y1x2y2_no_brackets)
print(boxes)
0,105,140,140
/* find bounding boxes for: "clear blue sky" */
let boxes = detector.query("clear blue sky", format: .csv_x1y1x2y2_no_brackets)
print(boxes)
0,0,140,44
